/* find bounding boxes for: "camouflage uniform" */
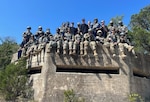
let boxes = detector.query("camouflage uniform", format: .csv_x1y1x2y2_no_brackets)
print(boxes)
37,34,45,51
54,28,63,54
26,35,35,54
83,29,97,56
35,26,44,41
23,26,32,43
106,29,119,57
46,30,57,52
118,32,134,58
63,31,73,55
117,21,128,35
95,30,105,44
73,32,81,54
48,35,56,52
108,21,117,34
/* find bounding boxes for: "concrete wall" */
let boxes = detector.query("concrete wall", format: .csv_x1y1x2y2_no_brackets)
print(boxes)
12,44,150,102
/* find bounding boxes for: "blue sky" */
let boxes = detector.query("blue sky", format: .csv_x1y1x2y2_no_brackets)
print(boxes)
0,0,150,44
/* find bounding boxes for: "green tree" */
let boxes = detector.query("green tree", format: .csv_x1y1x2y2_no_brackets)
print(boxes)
130,5,150,31
129,5,150,54
0,58,33,101
0,37,19,70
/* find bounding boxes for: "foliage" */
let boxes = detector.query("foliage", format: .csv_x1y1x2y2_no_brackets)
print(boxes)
0,58,33,101
64,89,85,102
0,37,19,70
129,5,150,54
128,27,150,53
130,5,150,31
129,93,144,102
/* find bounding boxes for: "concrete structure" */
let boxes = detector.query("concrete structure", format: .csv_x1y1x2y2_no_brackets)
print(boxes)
12,44,150,102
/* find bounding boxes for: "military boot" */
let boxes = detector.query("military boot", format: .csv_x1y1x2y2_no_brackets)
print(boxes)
93,50,98,56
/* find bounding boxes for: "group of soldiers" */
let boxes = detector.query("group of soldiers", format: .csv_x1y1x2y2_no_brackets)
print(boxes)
18,18,136,59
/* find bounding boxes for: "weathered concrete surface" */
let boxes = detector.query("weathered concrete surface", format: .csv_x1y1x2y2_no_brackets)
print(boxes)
12,44,150,102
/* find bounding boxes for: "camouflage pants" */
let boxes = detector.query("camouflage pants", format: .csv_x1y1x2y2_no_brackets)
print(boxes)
89,41,96,50
56,40,62,49
73,41,80,50
63,41,73,50
48,41,57,49
109,43,117,54
38,43,46,50
84,40,89,50
118,43,133,52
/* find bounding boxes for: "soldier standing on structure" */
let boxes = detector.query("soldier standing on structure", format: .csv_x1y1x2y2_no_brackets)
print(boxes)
23,26,32,42
54,28,63,54
100,20,109,38
108,21,117,34
88,21,93,29
35,26,44,41
77,22,81,33
80,19,89,35
92,18,100,37
117,21,128,35
59,23,66,37
70,22,77,35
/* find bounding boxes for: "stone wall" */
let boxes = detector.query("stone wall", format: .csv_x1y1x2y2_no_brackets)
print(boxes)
12,44,150,102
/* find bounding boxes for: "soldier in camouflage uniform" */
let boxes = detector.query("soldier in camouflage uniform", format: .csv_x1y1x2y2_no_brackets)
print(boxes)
117,21,135,58
35,26,44,41
63,28,74,55
23,26,32,42
117,21,128,35
37,33,45,52
118,32,135,58
73,30,82,55
46,29,57,52
54,28,63,54
83,29,98,56
108,21,117,34
26,35,36,56
95,30,105,44
106,28,119,57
